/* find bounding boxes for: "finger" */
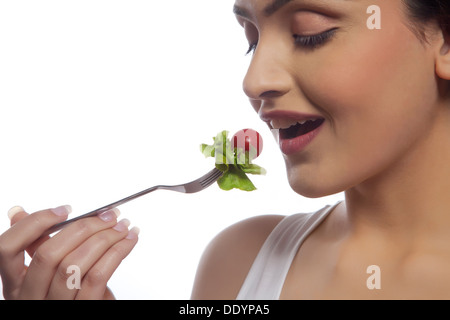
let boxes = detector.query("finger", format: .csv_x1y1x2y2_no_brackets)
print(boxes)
76,226,140,300
20,209,120,299
2,205,71,255
103,287,116,300
8,206,53,257
0,205,71,299
1,206,29,299
8,206,28,226
46,219,132,300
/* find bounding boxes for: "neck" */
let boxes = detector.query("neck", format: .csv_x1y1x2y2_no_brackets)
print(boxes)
344,103,450,242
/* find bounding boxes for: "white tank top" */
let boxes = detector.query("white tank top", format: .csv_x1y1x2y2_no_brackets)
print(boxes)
236,202,341,300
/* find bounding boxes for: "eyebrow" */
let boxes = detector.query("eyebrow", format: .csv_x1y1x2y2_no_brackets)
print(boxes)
264,0,293,16
233,0,294,19
233,0,348,19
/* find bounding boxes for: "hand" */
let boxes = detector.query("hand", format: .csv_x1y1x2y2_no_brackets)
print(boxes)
0,205,139,300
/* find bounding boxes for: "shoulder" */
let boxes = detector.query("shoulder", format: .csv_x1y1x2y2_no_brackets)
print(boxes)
190,214,285,300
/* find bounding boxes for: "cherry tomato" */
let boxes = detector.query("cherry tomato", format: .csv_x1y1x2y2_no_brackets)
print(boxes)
231,128,263,161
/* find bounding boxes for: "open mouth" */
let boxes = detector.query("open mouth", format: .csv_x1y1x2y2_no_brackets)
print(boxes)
279,118,325,140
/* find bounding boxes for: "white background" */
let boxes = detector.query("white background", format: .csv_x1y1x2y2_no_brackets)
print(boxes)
0,0,343,299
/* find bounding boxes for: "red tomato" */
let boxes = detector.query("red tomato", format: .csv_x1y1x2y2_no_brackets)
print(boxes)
231,129,263,161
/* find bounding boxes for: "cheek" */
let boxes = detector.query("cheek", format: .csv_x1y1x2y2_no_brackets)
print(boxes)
301,20,436,133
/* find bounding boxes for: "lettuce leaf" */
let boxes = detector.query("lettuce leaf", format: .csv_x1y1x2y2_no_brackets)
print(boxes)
200,130,266,191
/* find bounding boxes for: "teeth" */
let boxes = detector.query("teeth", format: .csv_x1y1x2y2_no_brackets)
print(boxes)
270,119,297,129
270,118,315,130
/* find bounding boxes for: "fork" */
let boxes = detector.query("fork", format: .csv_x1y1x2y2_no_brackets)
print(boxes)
44,167,223,235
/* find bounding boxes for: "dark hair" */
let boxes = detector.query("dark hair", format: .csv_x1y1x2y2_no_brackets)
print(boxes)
403,0,450,41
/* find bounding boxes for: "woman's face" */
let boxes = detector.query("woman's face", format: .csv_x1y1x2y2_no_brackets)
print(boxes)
234,0,443,197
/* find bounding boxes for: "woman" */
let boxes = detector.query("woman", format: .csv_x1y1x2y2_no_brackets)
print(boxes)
1,0,449,300
191,0,450,299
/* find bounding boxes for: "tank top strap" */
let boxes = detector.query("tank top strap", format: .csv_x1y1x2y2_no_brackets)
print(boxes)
236,202,341,300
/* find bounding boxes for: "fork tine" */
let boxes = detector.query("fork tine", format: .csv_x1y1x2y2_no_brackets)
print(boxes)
200,168,223,187
181,168,223,194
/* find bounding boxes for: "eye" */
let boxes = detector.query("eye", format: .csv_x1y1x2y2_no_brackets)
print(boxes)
293,28,338,50
293,28,338,49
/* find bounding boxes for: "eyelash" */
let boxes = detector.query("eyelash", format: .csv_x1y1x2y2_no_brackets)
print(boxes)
293,28,338,49
246,28,338,55
246,43,258,55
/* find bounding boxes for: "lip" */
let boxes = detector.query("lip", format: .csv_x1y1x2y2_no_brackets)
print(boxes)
278,120,324,155
260,110,325,155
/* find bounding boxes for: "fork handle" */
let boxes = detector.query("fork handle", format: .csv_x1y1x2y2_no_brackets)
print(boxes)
43,184,165,235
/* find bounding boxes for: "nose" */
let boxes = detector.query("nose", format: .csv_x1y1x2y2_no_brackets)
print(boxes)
242,38,292,104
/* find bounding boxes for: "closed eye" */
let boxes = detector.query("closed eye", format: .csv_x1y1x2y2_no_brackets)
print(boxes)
293,28,338,50
246,28,337,56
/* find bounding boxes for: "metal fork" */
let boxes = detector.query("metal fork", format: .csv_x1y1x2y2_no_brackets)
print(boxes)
45,167,223,235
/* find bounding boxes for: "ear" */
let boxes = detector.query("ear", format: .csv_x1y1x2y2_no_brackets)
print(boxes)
435,30,450,80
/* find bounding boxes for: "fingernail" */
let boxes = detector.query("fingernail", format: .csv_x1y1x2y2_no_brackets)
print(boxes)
98,208,120,222
51,205,72,216
126,226,140,240
7,206,24,220
113,219,130,232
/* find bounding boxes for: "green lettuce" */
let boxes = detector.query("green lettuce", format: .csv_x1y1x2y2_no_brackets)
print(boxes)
200,130,266,191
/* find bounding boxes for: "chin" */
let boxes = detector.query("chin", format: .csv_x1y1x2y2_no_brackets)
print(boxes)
286,167,347,199
289,181,338,198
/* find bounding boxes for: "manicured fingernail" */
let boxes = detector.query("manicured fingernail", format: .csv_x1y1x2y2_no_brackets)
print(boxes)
126,226,140,240
98,208,120,222
113,219,130,232
7,206,24,220
51,205,72,216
